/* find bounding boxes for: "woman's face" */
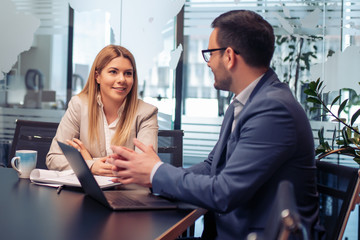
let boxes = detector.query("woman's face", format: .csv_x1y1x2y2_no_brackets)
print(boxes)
96,56,134,107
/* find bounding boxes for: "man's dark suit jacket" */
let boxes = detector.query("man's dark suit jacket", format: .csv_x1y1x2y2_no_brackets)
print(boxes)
152,69,319,239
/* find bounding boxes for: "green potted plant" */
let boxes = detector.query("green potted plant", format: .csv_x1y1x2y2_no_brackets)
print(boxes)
304,78,360,162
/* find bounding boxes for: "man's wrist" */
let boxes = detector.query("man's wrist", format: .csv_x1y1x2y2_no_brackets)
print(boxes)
150,161,163,183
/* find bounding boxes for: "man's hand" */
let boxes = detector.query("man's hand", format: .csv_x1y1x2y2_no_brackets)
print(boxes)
108,138,161,187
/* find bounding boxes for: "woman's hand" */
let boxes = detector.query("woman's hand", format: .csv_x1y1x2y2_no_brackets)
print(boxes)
66,138,92,160
90,157,116,176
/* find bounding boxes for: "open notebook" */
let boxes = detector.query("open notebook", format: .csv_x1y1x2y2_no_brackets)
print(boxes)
30,169,119,188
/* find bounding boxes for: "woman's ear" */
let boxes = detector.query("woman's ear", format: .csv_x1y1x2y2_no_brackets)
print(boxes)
95,71,100,84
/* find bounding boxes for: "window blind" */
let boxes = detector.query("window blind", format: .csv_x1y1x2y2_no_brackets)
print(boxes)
12,0,69,35
184,0,360,37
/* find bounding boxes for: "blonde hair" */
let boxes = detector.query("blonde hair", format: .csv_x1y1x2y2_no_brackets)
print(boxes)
79,45,139,146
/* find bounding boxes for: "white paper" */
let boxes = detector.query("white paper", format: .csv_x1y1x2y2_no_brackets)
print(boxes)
30,169,119,188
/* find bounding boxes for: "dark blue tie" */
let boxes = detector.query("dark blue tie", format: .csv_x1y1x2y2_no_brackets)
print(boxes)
223,102,235,137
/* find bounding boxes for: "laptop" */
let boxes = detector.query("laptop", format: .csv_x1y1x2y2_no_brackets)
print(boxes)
57,141,177,210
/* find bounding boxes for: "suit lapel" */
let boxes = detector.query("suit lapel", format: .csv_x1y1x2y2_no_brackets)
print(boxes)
210,69,280,175
232,69,279,132
248,68,278,103
211,103,234,175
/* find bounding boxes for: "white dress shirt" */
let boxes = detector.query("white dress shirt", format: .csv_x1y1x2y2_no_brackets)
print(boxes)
232,74,264,131
97,95,122,156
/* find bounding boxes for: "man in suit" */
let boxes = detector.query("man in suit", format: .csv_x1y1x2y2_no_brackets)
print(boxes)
109,10,319,239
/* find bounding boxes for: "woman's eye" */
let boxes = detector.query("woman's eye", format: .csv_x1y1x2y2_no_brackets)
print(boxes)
125,71,133,77
109,70,117,74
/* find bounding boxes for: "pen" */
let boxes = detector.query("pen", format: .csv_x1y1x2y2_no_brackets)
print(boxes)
57,185,63,194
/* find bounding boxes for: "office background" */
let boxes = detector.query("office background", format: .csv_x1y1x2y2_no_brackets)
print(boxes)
0,0,359,238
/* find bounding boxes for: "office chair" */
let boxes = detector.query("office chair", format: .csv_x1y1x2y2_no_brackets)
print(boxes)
247,180,308,240
8,119,59,169
157,130,198,238
316,160,360,240
158,130,184,167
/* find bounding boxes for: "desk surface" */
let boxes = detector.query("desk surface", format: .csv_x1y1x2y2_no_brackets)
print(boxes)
0,168,205,240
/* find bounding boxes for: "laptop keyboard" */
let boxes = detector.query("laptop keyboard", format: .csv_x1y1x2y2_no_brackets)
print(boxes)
105,191,146,206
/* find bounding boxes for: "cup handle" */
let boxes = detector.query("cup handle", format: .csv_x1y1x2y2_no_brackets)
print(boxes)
11,157,21,174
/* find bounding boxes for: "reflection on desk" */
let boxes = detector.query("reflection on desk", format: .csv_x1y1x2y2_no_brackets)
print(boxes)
0,168,206,240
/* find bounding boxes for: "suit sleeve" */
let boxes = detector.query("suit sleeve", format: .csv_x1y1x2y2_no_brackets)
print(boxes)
152,97,297,213
184,143,216,175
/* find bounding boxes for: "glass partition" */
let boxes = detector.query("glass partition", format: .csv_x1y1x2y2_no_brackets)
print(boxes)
0,0,69,167
70,0,184,129
182,0,360,165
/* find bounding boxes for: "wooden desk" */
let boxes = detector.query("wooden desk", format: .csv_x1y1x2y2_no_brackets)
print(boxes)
0,168,206,240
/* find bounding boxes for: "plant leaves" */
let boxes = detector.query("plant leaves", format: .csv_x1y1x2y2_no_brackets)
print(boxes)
324,142,331,151
342,127,349,146
338,99,348,116
309,81,317,91
353,157,360,165
318,81,323,91
304,89,317,97
332,126,337,149
309,107,322,113
339,147,356,155
316,147,325,156
307,97,321,105
351,108,360,126
315,78,321,91
330,95,341,108
353,126,360,144
318,128,324,145
337,139,344,146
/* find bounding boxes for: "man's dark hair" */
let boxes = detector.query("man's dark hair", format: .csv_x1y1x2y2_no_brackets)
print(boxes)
212,10,275,68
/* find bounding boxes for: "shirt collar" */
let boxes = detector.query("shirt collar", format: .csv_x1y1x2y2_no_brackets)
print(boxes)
234,74,264,106
96,94,125,115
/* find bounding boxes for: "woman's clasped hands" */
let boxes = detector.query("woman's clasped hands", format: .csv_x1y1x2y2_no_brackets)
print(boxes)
66,138,114,177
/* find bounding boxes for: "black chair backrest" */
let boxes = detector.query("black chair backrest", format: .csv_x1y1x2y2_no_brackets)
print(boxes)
158,130,183,167
316,160,360,240
265,180,307,240
247,180,307,240
8,119,59,170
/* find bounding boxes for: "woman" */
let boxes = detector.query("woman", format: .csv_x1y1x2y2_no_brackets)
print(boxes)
46,45,158,176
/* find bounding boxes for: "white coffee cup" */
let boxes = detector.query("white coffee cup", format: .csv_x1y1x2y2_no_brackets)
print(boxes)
11,150,38,178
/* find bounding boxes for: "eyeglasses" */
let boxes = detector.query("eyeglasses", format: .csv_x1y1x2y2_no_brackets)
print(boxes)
201,48,227,62
201,48,240,62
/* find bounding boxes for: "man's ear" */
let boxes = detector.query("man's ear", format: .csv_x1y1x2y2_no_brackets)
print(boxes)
224,48,236,70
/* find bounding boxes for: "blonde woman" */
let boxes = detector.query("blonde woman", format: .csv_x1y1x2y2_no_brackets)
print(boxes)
46,45,158,176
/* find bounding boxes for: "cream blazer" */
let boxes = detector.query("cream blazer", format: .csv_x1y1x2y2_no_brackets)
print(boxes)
46,95,158,170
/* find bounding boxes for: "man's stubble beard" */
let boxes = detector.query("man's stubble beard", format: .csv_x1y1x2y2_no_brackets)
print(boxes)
213,65,232,92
